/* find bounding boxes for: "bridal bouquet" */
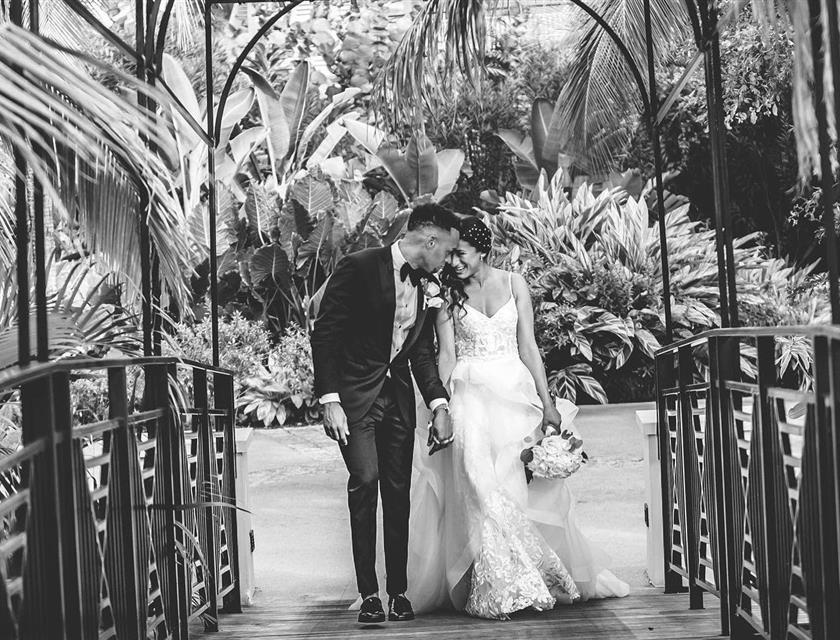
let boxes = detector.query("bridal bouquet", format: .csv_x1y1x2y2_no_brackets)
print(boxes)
521,430,587,483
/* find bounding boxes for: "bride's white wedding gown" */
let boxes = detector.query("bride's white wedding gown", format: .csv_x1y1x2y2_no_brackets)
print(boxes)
407,285,630,619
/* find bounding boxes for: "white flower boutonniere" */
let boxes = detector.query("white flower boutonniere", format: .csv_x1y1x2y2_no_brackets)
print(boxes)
421,279,444,310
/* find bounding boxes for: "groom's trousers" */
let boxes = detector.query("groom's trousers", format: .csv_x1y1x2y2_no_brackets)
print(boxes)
339,378,414,597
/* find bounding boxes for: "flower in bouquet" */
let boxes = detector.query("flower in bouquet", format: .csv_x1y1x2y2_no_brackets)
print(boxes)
520,429,588,482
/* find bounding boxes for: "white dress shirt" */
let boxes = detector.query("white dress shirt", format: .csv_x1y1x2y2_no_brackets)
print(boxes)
319,242,447,412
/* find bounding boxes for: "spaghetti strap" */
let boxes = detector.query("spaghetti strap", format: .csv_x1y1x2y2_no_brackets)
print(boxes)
508,271,514,296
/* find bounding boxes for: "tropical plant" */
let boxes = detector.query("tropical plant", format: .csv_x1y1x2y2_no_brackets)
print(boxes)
344,120,466,205
0,257,140,369
496,99,573,193
0,25,195,314
488,170,822,402
164,311,272,396
238,324,318,427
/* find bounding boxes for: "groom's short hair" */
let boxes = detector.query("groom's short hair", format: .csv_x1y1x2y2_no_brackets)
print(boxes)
407,202,460,233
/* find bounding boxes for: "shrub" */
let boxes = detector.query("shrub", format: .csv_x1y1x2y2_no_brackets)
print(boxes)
488,171,826,403
239,324,319,427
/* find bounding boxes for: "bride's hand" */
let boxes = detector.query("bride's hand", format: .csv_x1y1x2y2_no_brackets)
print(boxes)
541,403,563,436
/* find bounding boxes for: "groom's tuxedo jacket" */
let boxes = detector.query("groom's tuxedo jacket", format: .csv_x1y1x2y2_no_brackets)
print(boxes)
311,245,448,426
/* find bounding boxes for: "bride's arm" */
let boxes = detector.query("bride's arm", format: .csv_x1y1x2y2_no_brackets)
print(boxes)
435,305,456,389
512,273,563,431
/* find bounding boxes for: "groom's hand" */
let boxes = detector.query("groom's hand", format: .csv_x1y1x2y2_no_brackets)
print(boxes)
428,405,453,455
323,401,349,446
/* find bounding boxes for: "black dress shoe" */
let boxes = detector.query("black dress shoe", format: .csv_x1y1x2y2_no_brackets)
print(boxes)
358,596,386,624
388,594,415,621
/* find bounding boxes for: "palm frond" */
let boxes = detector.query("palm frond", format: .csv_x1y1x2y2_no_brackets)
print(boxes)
545,0,689,175
0,23,194,314
377,0,494,125
0,256,140,370
750,0,836,181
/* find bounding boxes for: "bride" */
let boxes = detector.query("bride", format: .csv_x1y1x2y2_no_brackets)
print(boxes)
407,216,630,620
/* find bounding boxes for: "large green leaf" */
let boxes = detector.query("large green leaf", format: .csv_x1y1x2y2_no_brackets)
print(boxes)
162,53,202,152
297,88,361,157
220,88,255,131
296,214,335,269
242,68,290,175
433,149,465,200
381,210,411,245
249,244,291,290
229,126,266,167
291,175,334,216
278,61,310,158
531,99,557,175
376,145,414,202
405,131,438,198
335,180,373,230
496,129,540,191
370,191,399,223
243,186,278,245
344,119,388,157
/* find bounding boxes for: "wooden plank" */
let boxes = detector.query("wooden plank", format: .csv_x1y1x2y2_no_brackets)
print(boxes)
200,589,724,640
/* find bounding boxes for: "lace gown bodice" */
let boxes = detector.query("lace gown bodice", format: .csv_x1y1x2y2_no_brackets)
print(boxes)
454,295,519,361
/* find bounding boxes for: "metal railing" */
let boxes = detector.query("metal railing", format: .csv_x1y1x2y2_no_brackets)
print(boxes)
0,356,241,639
656,327,840,639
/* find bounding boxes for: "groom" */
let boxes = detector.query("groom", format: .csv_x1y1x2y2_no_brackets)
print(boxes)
310,202,460,624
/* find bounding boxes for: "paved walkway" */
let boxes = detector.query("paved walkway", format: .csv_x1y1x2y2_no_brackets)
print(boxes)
244,403,654,607
208,402,725,639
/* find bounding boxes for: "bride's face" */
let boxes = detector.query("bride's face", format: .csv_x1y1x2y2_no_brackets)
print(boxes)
449,240,484,279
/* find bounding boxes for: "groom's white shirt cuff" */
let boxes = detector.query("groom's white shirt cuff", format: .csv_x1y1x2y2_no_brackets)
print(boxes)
319,393,448,412
429,398,448,412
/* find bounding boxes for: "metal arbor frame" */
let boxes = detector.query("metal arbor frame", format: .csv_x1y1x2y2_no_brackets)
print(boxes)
11,0,827,368
9,0,804,371
0,0,762,369
3,0,840,639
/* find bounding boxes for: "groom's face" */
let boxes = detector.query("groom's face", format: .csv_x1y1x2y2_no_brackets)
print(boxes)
421,226,460,273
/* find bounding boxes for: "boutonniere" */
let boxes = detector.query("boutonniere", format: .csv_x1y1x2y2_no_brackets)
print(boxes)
421,279,444,310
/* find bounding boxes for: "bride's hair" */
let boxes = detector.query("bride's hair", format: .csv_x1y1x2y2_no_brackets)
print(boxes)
441,216,493,316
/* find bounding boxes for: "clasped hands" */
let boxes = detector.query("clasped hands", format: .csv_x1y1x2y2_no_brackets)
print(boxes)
427,405,453,456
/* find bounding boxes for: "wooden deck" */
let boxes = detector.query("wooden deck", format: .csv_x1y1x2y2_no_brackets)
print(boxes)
203,588,724,640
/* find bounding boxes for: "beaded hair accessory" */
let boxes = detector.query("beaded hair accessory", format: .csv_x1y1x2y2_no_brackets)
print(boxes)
460,217,492,254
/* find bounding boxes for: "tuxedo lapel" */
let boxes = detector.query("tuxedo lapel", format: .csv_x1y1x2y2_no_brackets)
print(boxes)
400,286,428,359
378,247,396,353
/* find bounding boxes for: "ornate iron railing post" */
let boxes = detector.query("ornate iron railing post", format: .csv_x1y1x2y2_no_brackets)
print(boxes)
106,366,150,638
677,346,704,609
148,363,189,639
810,336,840,637
754,337,787,638
194,367,220,630
217,370,242,613
706,335,737,635
18,375,66,638
656,349,684,593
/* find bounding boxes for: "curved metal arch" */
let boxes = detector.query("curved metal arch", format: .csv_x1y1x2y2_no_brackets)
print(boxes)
683,0,704,49
153,0,176,70
213,0,311,142
565,0,652,119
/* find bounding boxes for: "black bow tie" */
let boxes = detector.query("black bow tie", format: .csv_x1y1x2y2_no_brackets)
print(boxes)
400,263,441,288
400,262,425,287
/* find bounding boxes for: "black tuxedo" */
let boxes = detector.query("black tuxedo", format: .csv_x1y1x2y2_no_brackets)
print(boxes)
310,245,448,597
